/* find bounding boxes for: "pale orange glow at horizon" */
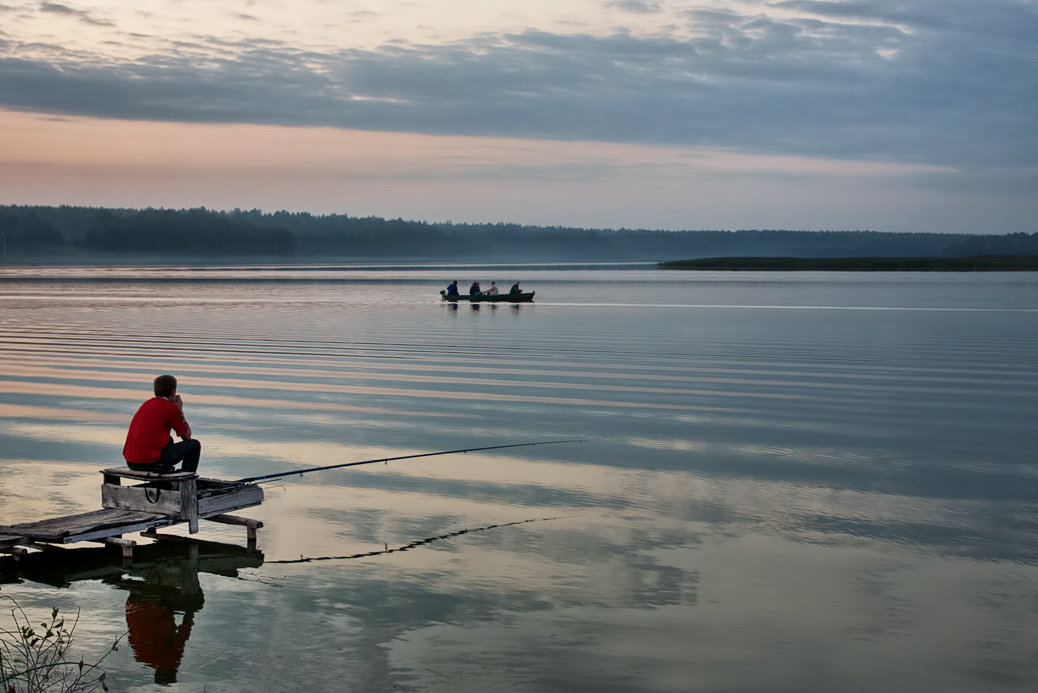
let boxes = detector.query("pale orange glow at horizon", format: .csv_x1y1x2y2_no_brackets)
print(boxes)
2,109,952,177
0,108,962,230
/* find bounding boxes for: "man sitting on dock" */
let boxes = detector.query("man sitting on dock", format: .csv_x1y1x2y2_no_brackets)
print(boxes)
123,375,201,474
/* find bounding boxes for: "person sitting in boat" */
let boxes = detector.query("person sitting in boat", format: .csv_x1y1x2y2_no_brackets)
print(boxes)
485,281,499,296
469,281,482,296
509,282,521,295
123,374,201,474
445,280,459,296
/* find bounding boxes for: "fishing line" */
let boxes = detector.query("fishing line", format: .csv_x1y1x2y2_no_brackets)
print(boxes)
268,515,576,564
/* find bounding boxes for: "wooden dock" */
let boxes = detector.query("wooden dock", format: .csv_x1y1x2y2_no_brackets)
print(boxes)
0,468,264,560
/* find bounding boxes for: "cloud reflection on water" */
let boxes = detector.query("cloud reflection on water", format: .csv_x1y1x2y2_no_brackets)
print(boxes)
1,268,1036,691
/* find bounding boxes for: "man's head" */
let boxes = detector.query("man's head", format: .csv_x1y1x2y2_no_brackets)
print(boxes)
153,374,178,398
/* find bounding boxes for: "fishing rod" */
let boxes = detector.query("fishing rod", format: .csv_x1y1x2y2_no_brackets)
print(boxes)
234,439,584,485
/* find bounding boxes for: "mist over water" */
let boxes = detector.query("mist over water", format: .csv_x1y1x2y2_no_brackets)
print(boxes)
1,266,1036,692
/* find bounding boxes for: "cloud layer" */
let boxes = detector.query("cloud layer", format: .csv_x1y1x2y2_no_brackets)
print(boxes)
2,0,1035,169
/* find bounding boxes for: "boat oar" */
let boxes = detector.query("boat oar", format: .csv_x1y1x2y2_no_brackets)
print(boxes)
233,439,584,485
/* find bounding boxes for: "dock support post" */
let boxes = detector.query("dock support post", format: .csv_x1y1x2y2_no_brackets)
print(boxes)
1,546,28,561
182,477,199,533
103,536,137,560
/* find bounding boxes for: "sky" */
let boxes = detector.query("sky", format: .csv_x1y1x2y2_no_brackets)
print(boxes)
0,0,1036,233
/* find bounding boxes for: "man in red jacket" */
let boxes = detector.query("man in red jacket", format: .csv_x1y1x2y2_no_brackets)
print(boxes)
123,375,201,473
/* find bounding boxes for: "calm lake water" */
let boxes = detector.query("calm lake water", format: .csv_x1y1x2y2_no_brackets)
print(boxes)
1,265,1036,692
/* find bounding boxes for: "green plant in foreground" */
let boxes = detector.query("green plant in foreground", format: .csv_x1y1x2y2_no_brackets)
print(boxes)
1,596,120,693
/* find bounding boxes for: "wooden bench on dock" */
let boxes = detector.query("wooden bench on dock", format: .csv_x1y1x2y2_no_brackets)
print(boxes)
101,467,264,543
0,468,264,560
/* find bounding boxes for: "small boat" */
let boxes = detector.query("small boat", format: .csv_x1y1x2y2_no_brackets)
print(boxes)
440,290,535,303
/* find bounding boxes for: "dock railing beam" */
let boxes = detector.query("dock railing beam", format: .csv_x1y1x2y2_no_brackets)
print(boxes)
206,514,264,549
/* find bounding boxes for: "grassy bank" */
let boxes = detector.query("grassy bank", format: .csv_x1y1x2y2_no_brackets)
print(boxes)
658,256,1038,271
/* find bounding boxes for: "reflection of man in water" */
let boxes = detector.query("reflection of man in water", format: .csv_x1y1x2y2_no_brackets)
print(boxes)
122,552,205,686
11,536,262,687
125,591,200,684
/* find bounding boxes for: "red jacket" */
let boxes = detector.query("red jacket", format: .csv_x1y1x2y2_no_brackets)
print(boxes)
123,398,190,464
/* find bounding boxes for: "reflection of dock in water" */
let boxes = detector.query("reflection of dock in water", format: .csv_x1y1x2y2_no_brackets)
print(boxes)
2,535,263,685
0,468,263,560
1,534,264,587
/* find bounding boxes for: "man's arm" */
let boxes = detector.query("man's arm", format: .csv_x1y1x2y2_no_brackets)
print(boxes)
170,394,193,440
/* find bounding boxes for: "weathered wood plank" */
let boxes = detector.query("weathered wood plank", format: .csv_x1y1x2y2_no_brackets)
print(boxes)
100,467,198,482
102,484,182,515
205,514,264,529
198,485,264,516
101,477,262,519
63,517,175,544
3,509,168,542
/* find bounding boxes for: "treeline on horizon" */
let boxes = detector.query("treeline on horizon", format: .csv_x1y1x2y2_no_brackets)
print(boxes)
2,205,1037,262
660,256,1038,271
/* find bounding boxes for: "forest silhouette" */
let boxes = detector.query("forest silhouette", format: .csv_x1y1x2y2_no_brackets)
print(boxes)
2,205,1036,262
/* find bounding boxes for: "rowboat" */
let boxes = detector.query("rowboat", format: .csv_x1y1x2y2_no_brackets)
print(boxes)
441,290,535,303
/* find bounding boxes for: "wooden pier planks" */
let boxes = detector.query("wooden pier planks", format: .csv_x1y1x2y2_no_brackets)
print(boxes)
0,469,265,559
0,508,172,544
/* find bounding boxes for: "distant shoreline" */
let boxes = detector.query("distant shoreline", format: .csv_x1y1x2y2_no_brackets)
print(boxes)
4,205,1038,263
658,256,1038,271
